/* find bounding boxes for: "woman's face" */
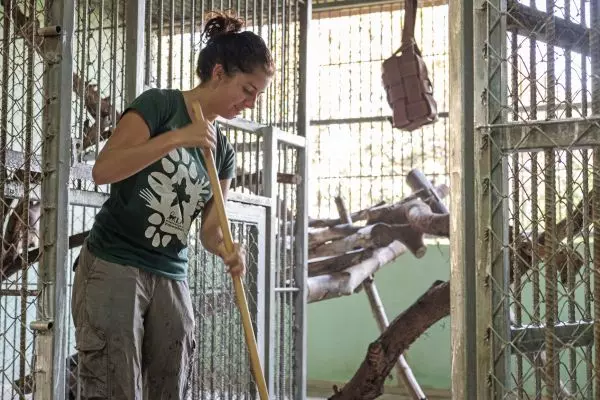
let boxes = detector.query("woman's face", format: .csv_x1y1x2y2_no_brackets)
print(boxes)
212,65,272,119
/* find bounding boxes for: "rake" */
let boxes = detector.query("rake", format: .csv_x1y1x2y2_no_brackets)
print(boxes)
192,102,270,400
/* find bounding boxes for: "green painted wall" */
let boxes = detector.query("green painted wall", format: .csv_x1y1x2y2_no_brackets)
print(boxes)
307,243,452,390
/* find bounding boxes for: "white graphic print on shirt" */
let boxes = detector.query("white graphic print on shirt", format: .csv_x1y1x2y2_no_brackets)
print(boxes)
139,148,210,247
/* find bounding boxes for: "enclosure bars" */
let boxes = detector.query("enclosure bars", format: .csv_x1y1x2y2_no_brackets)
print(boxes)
260,123,308,400
471,0,600,396
448,0,477,398
295,0,310,398
33,0,75,398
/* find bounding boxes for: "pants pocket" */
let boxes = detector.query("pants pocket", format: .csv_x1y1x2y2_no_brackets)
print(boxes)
75,325,108,399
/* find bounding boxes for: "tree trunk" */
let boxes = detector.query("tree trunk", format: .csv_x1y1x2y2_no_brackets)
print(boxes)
328,280,450,400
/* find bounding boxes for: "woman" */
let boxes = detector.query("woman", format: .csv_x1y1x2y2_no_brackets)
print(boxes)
72,11,274,399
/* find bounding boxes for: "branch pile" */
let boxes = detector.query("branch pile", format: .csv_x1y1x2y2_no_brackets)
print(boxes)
306,184,450,303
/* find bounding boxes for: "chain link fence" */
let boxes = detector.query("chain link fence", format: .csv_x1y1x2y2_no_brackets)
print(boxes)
311,0,450,219
1,0,55,397
476,0,600,397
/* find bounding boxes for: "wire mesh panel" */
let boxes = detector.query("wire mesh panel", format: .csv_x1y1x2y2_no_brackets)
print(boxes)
71,0,127,170
187,201,266,400
311,0,450,219
143,0,301,133
273,138,300,399
475,0,600,397
0,0,60,397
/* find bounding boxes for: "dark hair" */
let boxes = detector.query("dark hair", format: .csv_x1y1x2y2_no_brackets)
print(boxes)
196,11,274,82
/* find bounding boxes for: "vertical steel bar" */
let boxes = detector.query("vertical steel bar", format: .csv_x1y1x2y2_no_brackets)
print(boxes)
33,0,74,397
583,149,592,399
509,28,523,398
94,0,104,157
295,1,309,397
110,0,118,127
578,3,593,396
189,0,195,89
126,0,146,104
591,0,600,395
77,0,89,161
19,0,36,394
0,0,10,277
449,0,477,396
483,0,510,394
564,12,577,388
158,0,164,87
527,7,542,390
280,146,289,398
531,152,541,395
473,5,493,392
277,147,285,398
180,0,184,89
145,0,152,86
262,126,277,396
544,151,558,398
544,0,558,392
168,0,174,87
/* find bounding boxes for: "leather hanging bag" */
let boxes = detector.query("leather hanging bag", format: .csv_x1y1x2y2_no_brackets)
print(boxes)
381,0,438,131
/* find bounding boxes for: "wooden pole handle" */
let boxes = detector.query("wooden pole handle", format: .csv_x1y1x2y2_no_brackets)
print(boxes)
192,103,270,400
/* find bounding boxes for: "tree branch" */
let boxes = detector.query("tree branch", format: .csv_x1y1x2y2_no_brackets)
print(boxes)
328,280,450,400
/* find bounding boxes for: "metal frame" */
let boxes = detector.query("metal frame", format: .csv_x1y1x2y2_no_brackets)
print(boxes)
448,0,477,398
34,0,76,399
260,123,308,400
125,0,146,104
226,200,269,377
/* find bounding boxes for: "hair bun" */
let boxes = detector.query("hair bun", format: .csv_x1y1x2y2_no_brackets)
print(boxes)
202,11,244,43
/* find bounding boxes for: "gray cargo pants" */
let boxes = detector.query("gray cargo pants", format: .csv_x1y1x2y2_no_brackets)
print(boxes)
71,242,196,400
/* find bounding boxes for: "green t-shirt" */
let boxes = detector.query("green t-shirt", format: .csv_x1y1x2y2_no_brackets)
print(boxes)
86,88,236,281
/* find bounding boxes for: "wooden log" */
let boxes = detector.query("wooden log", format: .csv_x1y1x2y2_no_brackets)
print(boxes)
309,184,450,229
309,223,394,259
405,201,450,237
328,280,450,400
309,201,387,228
307,241,406,302
308,248,373,277
308,224,361,249
334,196,427,400
366,197,448,233
309,223,426,260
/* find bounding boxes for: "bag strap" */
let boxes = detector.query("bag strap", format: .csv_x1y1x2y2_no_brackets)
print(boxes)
401,0,418,48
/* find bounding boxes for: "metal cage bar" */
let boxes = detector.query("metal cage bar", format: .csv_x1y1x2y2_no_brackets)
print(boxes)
33,0,75,398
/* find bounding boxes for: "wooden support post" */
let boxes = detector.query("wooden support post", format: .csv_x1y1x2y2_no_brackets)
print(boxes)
334,196,427,400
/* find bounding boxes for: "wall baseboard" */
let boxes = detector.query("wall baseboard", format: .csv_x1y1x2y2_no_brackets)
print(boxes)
307,379,451,399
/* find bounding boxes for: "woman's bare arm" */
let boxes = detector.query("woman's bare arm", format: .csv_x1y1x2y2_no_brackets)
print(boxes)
92,112,184,185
